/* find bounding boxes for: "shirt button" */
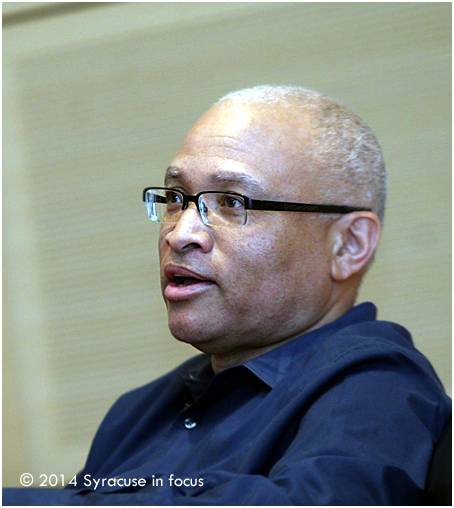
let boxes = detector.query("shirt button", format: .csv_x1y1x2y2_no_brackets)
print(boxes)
184,417,197,429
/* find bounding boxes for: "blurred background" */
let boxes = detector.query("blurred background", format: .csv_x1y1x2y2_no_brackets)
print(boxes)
3,2,451,486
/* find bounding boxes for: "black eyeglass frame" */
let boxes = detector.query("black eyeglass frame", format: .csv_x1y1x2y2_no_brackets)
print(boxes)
143,186,371,218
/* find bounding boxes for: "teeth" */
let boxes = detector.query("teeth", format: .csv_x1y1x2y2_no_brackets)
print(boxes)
170,275,207,287
173,277,202,287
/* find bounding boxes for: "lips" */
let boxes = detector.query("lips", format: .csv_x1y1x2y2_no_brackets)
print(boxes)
163,265,215,301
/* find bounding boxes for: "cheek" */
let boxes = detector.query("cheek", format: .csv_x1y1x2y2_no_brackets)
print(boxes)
220,226,321,295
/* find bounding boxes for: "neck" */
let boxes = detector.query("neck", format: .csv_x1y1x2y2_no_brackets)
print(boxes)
210,295,356,374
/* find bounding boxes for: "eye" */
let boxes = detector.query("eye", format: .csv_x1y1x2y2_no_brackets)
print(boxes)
221,194,243,209
165,190,183,204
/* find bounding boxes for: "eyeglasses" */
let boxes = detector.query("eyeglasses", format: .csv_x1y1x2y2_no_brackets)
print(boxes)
142,187,371,228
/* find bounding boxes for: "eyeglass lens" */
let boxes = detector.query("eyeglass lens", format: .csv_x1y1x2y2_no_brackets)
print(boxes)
145,189,247,227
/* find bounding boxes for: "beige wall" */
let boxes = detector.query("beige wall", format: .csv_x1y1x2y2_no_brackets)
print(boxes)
3,2,451,486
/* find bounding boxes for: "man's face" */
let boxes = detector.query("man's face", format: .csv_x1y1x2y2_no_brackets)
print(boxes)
159,103,336,357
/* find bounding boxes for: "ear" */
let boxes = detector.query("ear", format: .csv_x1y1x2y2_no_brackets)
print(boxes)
329,212,381,281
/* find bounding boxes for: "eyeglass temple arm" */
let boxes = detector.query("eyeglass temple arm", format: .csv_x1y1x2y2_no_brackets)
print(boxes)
245,197,371,214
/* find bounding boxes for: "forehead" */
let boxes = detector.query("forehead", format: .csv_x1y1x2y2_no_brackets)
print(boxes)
165,166,264,194
166,103,318,197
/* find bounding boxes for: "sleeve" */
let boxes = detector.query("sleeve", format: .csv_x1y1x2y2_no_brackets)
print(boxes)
3,353,451,506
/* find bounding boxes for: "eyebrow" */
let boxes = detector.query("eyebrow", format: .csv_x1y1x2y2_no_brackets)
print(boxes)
165,166,264,195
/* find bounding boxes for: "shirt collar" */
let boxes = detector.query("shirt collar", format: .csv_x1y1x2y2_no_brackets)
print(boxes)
243,302,377,389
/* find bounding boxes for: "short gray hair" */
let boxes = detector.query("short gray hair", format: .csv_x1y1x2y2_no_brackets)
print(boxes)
215,85,387,223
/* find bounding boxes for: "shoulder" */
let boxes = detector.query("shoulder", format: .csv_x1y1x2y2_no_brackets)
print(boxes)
319,318,441,384
307,319,451,435
281,315,450,426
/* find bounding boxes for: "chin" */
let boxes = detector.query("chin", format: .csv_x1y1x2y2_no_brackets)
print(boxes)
168,314,208,343
167,317,228,355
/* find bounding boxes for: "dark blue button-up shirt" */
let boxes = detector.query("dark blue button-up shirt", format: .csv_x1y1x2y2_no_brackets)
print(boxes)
3,303,451,505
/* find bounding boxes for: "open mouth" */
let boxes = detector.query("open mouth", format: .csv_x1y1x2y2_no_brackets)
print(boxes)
164,265,215,300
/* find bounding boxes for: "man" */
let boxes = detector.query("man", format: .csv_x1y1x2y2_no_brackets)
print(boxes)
4,85,451,505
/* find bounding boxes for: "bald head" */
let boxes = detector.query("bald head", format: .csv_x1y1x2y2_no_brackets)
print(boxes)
185,99,315,174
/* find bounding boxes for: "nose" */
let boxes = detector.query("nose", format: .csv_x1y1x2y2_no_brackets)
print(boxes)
162,204,214,253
